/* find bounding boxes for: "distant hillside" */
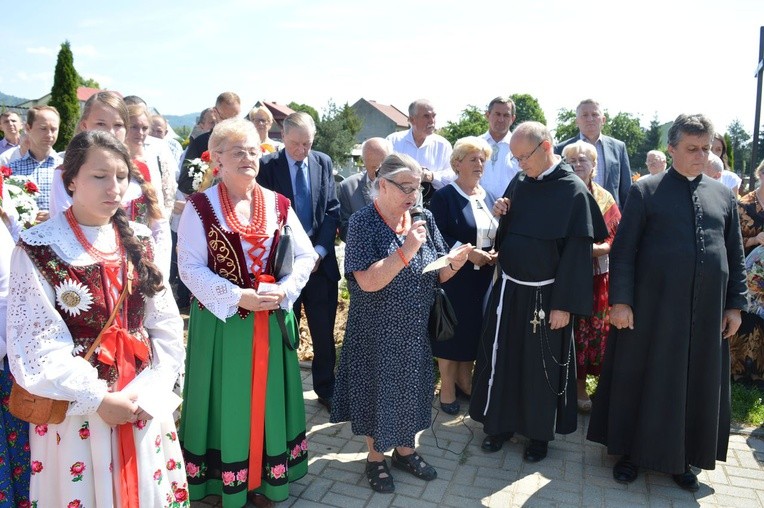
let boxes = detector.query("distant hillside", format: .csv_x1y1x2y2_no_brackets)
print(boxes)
165,113,198,130
0,91,29,107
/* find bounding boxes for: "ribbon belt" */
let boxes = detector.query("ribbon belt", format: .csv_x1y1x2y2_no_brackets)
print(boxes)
483,273,555,416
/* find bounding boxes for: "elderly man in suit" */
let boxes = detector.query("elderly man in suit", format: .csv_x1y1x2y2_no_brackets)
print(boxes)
337,137,391,242
257,112,341,412
554,99,632,207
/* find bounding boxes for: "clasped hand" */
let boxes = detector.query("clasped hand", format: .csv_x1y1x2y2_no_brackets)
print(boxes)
97,391,149,426
239,287,286,312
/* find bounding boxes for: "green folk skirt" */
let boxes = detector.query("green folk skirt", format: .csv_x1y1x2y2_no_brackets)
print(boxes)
179,306,307,506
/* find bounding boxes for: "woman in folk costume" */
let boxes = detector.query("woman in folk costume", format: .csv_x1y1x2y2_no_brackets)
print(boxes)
0,214,31,505
177,118,316,507
6,131,188,507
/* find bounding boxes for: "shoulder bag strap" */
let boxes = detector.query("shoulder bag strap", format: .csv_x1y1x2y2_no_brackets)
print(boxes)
83,260,134,361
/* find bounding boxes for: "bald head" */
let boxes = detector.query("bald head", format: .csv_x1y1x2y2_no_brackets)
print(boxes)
703,153,724,180
646,150,667,175
361,137,392,180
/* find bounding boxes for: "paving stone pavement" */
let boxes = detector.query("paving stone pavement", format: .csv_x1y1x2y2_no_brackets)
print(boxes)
191,368,764,508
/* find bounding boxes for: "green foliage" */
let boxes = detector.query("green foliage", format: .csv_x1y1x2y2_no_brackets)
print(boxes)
728,119,751,174
554,108,578,142
313,101,362,166
511,93,546,126
77,74,100,89
174,125,191,142
287,102,319,123
731,382,764,426
635,116,664,174
606,112,645,170
440,105,488,145
48,41,80,151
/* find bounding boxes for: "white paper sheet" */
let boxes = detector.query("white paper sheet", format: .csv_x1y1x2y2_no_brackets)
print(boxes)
122,367,182,418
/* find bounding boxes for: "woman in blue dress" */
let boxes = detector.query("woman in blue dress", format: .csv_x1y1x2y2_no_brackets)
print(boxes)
429,137,498,415
331,154,473,494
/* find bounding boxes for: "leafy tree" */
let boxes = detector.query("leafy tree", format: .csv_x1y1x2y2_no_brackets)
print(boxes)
728,119,751,174
77,74,100,89
287,102,319,123
440,105,487,145
725,132,734,172
48,41,80,151
634,116,664,174
554,108,577,143
511,94,546,126
313,101,362,166
605,112,645,169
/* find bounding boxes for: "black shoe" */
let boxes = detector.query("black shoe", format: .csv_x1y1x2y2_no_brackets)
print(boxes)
391,450,437,481
613,455,639,484
672,467,699,492
481,432,513,453
440,399,460,415
523,439,548,462
455,385,472,401
317,397,332,412
365,459,395,493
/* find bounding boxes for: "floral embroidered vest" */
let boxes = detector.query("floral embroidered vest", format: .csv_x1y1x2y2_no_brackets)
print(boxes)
187,191,289,319
20,240,153,387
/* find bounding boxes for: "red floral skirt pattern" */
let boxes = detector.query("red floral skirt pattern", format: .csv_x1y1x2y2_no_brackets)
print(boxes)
574,273,610,379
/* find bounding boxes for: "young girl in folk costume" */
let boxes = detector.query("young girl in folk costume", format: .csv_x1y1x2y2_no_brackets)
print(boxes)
6,131,189,507
126,102,178,221
48,91,173,279
0,223,31,505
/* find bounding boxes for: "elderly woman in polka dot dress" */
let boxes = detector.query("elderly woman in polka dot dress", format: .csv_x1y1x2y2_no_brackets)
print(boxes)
331,153,473,494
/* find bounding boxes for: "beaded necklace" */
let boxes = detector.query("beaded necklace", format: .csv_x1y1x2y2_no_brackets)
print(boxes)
218,182,267,236
65,207,123,266
373,199,410,234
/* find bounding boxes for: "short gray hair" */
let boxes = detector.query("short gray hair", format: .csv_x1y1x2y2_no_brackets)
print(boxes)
283,111,316,137
408,99,433,118
371,153,423,197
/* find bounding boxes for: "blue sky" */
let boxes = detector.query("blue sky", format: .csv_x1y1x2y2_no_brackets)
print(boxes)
2,0,763,135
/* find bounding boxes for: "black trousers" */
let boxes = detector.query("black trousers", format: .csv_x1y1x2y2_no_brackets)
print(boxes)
294,268,338,400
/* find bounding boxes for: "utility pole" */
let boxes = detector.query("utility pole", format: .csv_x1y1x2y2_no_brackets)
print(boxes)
752,26,763,190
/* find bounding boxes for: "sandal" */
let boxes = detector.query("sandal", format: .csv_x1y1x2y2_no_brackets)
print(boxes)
365,459,395,493
391,450,437,481
613,455,639,484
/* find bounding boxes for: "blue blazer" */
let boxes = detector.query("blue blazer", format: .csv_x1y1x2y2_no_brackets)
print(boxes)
555,134,632,207
257,149,341,281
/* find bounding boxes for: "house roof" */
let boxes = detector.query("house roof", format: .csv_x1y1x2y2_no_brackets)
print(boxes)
260,101,296,119
76,87,115,102
363,100,408,128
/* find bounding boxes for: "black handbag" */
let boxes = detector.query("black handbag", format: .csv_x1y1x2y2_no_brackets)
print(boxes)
429,285,458,342
271,224,294,280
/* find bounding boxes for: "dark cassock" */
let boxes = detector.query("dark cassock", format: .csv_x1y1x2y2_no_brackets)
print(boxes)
470,162,608,441
587,168,746,474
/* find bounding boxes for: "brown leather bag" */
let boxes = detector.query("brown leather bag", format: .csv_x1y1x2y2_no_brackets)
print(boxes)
9,263,133,425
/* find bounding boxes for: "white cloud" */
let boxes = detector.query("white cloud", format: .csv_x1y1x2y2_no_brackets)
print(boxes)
26,46,55,56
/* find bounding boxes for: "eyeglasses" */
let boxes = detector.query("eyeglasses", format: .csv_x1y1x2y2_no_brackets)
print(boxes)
511,140,544,163
251,118,269,124
224,147,261,160
384,178,421,195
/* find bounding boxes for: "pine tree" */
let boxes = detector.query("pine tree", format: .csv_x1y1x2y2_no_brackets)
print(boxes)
48,41,80,151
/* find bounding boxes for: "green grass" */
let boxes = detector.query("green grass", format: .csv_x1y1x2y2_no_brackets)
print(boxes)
587,376,764,427
731,383,764,427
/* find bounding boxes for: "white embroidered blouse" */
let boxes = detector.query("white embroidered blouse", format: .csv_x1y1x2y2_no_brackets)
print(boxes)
6,213,185,417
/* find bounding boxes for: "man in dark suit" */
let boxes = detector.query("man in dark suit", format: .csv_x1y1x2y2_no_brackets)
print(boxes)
554,99,632,207
178,92,241,195
257,112,341,411
337,137,391,242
